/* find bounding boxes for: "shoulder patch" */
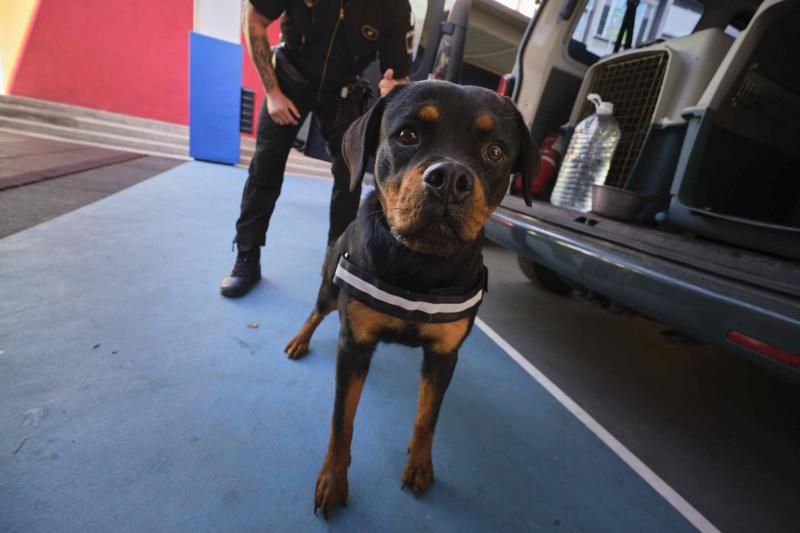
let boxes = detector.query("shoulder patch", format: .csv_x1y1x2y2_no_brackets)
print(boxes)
362,25,379,41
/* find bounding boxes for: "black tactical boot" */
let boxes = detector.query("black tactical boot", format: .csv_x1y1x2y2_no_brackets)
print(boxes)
220,245,261,298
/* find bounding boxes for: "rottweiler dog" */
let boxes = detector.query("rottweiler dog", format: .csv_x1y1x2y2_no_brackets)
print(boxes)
284,80,538,518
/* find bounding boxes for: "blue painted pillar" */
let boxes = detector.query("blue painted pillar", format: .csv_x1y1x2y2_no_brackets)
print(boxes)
188,32,243,165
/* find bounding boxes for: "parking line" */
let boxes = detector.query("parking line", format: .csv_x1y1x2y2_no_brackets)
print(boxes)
475,317,720,533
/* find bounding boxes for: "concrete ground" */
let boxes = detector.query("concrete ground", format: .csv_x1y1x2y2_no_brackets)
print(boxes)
0,155,183,239
481,243,800,533
0,132,141,191
1,162,700,532
0,158,798,532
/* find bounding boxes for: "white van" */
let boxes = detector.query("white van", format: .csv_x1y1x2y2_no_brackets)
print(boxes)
481,0,800,377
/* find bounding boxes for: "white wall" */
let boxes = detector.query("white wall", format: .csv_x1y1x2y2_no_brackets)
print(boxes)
194,0,243,44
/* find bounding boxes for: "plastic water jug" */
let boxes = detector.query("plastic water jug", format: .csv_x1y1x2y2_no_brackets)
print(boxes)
550,94,621,212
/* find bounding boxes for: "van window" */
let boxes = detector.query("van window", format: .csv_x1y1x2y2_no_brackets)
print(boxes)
408,0,428,59
493,0,537,17
723,10,752,39
569,0,704,65
723,24,741,38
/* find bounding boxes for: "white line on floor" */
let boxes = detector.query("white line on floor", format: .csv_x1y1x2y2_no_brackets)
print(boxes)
475,317,720,533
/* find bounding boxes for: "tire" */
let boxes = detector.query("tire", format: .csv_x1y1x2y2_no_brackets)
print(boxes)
517,255,573,295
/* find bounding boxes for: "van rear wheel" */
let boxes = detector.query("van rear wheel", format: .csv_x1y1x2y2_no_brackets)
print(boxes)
517,255,572,295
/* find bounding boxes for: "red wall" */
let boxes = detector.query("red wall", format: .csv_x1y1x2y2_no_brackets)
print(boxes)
11,0,194,124
11,2,282,128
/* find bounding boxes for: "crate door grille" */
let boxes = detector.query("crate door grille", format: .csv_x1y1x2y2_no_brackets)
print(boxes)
579,52,668,188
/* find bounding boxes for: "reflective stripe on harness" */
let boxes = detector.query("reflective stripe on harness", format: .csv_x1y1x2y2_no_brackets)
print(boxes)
333,253,487,323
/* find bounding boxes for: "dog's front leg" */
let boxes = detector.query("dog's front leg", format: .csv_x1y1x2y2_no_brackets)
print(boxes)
402,348,458,496
314,327,376,518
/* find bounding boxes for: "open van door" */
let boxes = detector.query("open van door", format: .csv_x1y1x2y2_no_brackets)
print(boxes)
428,0,471,82
511,0,594,143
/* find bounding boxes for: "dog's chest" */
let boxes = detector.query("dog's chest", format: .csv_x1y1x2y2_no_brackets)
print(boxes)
346,299,470,354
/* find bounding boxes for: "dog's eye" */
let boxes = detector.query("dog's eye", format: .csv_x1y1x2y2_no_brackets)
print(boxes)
485,143,504,162
397,129,418,145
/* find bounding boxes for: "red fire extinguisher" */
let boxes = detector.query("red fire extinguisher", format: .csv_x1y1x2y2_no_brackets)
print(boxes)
512,131,565,201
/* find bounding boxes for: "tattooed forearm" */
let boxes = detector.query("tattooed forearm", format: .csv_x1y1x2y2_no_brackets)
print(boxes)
244,5,278,93
251,35,277,92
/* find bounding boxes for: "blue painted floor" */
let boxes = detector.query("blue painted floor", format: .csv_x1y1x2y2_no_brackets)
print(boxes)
0,162,695,532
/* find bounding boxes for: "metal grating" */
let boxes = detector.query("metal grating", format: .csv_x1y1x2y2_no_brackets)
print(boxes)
240,88,256,134
579,51,668,188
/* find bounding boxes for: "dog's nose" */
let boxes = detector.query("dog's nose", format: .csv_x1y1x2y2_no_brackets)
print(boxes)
422,162,474,203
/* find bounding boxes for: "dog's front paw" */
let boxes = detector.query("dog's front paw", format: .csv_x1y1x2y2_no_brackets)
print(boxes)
284,334,310,359
401,456,434,496
314,465,348,519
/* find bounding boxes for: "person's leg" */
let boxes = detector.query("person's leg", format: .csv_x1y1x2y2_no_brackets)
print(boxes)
235,100,305,247
327,128,362,245
221,100,304,298
315,101,362,246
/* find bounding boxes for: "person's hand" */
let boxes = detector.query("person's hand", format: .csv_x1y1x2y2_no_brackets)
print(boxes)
379,69,406,97
266,89,301,126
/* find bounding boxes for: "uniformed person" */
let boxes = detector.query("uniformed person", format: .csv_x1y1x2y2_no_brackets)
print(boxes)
221,0,415,298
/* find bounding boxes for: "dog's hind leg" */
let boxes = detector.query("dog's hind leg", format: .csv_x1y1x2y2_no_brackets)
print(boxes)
285,246,341,359
315,319,377,518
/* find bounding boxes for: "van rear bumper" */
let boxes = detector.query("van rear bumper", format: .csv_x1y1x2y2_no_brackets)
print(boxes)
486,206,800,378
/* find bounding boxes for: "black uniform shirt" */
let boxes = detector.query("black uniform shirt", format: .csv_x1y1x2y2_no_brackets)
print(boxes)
250,0,414,94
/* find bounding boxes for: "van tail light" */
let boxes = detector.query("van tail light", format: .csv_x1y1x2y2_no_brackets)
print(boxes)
497,74,515,97
726,331,800,368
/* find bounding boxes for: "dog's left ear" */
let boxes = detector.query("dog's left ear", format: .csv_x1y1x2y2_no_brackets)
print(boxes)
342,97,387,192
510,105,540,207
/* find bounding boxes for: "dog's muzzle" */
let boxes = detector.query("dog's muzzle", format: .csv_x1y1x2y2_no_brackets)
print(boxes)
421,161,475,205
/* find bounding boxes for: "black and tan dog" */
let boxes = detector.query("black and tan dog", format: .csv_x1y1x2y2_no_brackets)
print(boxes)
284,80,538,517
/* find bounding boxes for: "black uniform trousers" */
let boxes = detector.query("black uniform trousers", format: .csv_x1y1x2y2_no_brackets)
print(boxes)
235,92,361,248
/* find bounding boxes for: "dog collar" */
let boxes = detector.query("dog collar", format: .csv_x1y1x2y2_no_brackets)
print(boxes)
333,253,487,323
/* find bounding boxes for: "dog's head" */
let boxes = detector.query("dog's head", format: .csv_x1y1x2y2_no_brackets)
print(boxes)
343,81,539,256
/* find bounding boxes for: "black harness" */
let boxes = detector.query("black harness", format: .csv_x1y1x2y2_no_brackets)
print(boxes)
333,253,487,323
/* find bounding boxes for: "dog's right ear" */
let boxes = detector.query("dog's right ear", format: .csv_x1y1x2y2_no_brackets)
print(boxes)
342,94,391,192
